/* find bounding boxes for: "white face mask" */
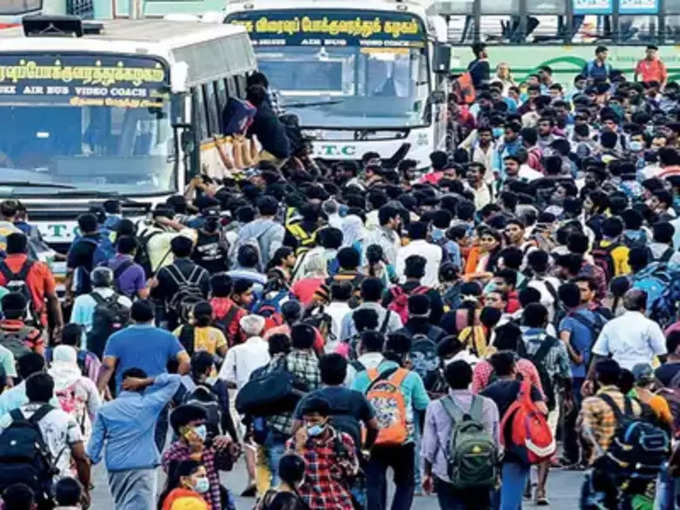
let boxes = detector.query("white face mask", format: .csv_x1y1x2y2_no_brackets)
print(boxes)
443,356,457,366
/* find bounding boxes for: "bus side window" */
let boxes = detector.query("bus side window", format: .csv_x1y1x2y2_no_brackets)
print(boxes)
214,80,228,134
234,75,248,99
203,83,220,137
227,77,239,100
192,86,208,142
215,80,228,114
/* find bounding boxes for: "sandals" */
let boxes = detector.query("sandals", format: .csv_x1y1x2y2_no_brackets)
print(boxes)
534,489,550,506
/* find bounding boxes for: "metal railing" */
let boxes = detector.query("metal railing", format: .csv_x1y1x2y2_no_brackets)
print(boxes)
430,0,680,44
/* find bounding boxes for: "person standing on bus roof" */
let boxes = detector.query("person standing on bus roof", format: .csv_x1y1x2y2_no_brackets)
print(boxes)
468,43,490,90
583,45,611,83
635,45,668,89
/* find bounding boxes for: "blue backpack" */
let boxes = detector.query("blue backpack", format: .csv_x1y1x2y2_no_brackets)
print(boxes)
251,288,289,319
632,262,680,326
72,235,115,295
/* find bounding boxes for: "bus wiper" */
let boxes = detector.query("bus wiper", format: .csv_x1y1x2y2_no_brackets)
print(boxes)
54,190,120,197
0,181,77,189
284,99,345,108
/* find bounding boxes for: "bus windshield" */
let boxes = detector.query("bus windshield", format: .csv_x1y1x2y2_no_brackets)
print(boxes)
0,53,175,197
0,0,41,15
228,9,430,129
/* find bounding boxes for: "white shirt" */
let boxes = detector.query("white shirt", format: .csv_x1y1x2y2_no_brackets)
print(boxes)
345,352,385,386
517,164,543,182
325,301,352,351
218,336,270,390
592,310,667,370
527,275,562,322
396,239,443,288
365,210,380,232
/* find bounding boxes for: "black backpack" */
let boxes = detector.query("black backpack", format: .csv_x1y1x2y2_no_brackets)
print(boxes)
0,260,39,326
278,113,305,154
519,334,558,410
0,326,35,362
410,335,440,391
164,264,206,323
0,405,58,504
591,242,618,282
236,357,309,416
330,406,362,453
182,383,223,438
213,305,241,346
86,292,130,359
598,394,669,482
135,229,170,277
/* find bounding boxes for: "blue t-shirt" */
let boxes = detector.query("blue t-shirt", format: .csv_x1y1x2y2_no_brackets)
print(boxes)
558,309,604,378
104,325,184,392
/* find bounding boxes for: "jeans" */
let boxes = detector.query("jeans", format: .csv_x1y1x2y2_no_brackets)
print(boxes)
563,377,584,464
435,477,491,510
154,403,169,453
264,430,288,487
656,463,677,510
108,468,157,510
414,411,423,489
366,443,415,510
498,462,530,510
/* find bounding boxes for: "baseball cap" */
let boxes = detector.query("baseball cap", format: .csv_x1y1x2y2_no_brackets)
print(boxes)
632,363,654,386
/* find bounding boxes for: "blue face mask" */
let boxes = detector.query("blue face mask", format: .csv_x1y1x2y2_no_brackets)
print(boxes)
194,425,207,442
194,477,210,494
629,141,643,152
492,127,503,138
306,423,326,437
431,228,445,241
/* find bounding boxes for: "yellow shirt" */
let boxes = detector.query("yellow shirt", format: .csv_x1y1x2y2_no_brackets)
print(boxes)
599,240,631,276
173,325,227,355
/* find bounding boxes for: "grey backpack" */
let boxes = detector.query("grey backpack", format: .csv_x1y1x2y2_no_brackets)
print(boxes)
441,395,499,490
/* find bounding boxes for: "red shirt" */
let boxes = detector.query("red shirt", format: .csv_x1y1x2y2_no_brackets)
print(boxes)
635,58,667,83
0,254,55,327
506,290,520,314
471,357,544,396
291,277,324,306
210,297,246,346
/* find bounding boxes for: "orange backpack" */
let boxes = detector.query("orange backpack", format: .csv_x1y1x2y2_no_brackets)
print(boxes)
365,368,409,446
499,377,556,464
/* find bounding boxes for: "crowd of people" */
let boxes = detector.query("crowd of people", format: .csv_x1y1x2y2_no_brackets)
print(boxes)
0,48,680,510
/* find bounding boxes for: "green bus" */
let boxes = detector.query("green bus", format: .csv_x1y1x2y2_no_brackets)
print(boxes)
431,0,680,86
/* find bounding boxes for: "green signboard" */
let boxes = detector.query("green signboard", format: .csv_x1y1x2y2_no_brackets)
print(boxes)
0,54,168,108
226,9,426,48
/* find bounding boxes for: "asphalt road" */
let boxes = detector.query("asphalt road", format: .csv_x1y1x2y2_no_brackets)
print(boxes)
90,457,585,509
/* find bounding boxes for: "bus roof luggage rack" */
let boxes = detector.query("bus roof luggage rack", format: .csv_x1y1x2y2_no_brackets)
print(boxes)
22,15,86,38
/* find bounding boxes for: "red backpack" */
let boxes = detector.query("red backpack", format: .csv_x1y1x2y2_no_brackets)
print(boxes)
388,285,429,324
499,378,555,464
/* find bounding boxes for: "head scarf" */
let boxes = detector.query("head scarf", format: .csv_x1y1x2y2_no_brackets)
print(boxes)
48,345,82,391
341,214,366,249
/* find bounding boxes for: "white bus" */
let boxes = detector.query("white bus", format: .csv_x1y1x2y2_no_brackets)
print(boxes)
0,16,256,268
0,0,69,26
225,0,451,169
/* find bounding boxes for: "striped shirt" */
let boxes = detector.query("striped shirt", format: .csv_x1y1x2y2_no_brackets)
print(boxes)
580,385,642,465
